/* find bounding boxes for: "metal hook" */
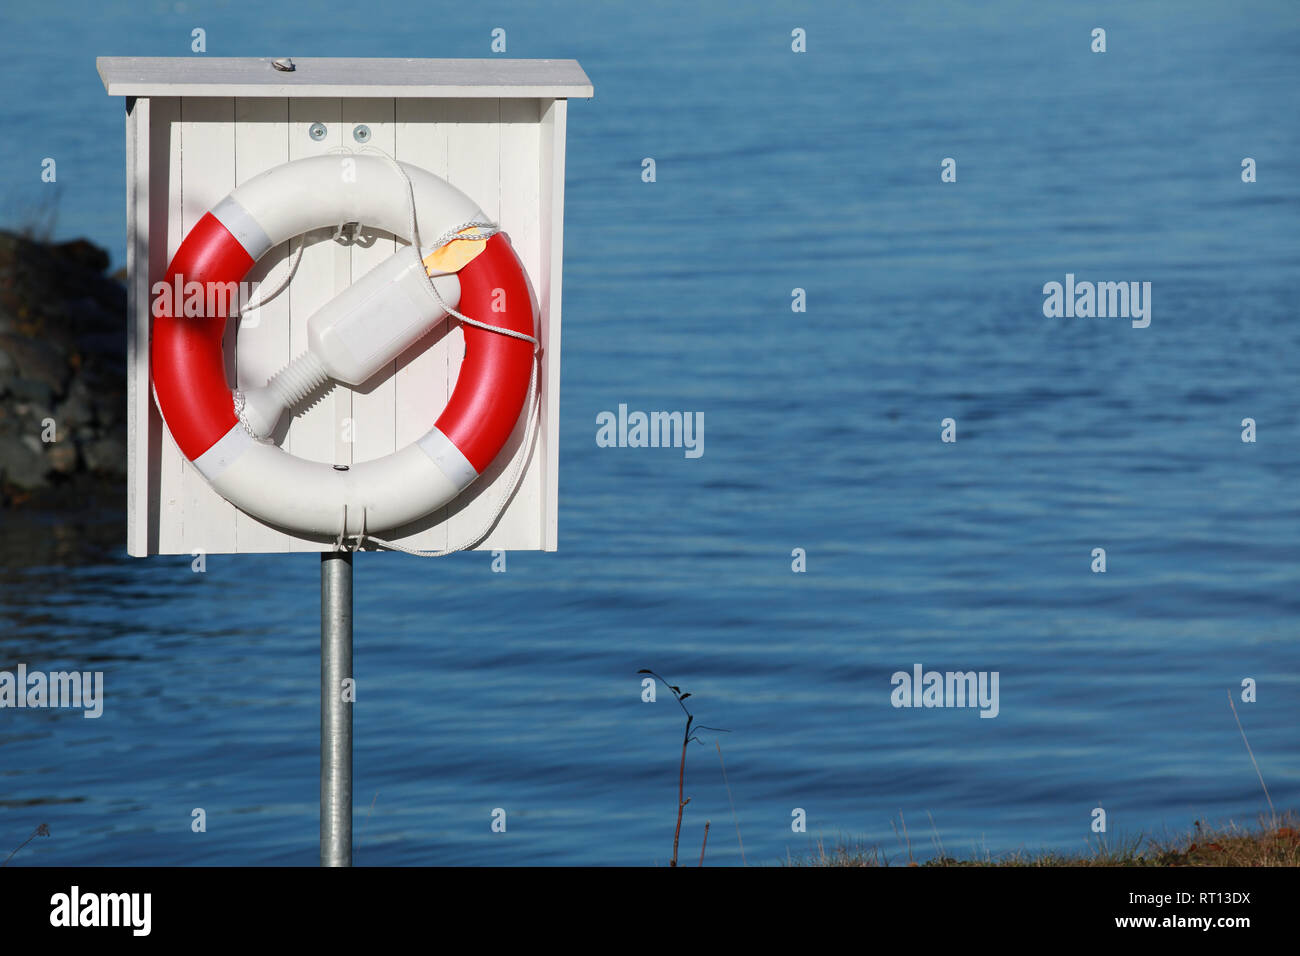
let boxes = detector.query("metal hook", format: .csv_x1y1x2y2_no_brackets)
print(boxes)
333,503,349,553
332,221,363,245
352,507,369,552
333,502,369,553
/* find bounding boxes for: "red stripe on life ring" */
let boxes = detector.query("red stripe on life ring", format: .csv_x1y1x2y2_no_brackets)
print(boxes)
152,212,252,460
434,232,537,473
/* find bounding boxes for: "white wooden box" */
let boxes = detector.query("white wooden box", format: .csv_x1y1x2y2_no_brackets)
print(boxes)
98,57,592,556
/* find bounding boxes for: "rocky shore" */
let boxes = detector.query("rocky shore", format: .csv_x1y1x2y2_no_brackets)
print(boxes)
0,230,127,507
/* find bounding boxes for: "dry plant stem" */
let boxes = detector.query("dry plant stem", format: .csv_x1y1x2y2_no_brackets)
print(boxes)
717,741,746,865
2,824,49,867
927,810,945,859
1228,691,1275,823
699,821,711,866
638,669,728,868
671,724,690,867
1,837,34,867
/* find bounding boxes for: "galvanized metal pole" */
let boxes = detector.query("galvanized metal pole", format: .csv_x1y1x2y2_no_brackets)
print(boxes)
320,551,353,866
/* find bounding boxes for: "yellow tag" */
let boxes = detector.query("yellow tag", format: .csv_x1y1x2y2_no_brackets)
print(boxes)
422,227,488,275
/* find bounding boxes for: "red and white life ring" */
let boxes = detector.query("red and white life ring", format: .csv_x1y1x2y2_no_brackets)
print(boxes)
151,154,536,539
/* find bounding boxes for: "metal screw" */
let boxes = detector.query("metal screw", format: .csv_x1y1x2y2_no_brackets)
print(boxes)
271,57,295,72
309,123,327,141
352,125,371,144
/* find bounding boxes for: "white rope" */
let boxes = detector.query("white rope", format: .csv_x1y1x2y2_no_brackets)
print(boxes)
353,147,536,351
325,145,542,557
238,240,305,317
352,347,541,557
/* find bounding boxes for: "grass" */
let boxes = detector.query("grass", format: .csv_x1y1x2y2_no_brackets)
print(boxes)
798,687,1292,867
794,813,1300,867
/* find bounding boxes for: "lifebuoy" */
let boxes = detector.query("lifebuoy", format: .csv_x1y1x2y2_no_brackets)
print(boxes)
151,154,537,539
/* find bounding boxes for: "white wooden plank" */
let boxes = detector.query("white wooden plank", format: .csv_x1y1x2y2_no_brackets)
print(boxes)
539,98,568,551
441,98,510,550
386,98,453,553
125,97,149,557
344,98,398,478
232,97,293,553
480,98,545,551
99,57,594,100
156,98,186,555
287,98,345,551
177,97,239,556
145,99,178,555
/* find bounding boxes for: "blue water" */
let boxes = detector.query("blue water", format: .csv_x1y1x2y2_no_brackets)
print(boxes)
2,0,1298,865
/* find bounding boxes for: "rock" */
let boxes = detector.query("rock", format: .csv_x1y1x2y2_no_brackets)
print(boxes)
6,377,54,407
0,434,50,490
53,377,96,430
0,230,127,503
47,440,79,475
81,428,127,477
0,334,66,393
51,238,110,275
